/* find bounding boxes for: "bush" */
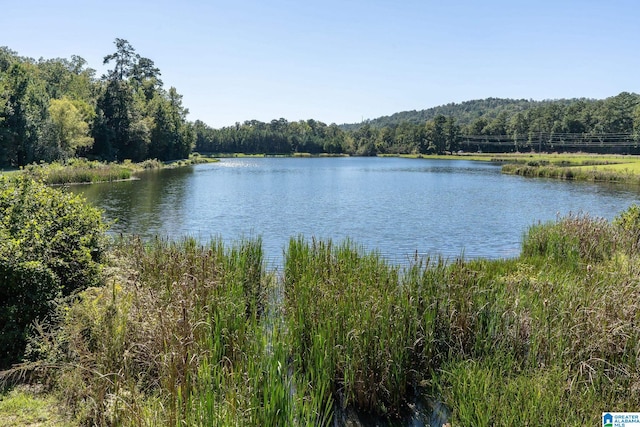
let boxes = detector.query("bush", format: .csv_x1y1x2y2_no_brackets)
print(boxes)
614,204,640,251
0,176,106,368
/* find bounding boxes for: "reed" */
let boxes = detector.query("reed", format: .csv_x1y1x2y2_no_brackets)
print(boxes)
282,208,640,424
23,235,337,426
501,162,640,183
11,205,640,426
284,237,448,417
23,159,132,184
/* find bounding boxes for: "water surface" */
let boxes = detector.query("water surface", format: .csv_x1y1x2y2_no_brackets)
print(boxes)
70,157,640,265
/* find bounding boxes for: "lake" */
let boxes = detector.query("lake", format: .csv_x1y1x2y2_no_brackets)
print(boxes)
69,156,640,266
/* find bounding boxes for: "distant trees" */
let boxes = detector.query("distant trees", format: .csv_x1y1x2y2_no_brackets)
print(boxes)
194,118,348,155
193,92,640,156
331,93,640,154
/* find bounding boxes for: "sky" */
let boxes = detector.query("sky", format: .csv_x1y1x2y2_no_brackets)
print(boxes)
2,0,639,128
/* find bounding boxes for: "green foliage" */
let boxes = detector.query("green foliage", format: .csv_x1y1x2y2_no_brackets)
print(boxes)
92,39,195,162
13,207,640,424
22,159,132,184
0,41,194,167
0,176,106,368
46,98,94,159
521,213,617,265
32,236,332,426
614,204,640,250
195,118,347,155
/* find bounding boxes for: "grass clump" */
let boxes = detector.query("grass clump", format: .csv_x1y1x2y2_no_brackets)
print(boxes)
24,236,331,426
19,155,219,186
23,159,132,185
285,238,416,416
522,212,618,266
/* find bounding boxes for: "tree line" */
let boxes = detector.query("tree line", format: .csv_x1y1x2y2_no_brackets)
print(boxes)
193,116,462,156
3,40,640,165
0,39,194,167
195,92,640,155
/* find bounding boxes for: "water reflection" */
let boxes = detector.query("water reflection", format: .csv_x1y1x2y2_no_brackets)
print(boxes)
69,157,640,265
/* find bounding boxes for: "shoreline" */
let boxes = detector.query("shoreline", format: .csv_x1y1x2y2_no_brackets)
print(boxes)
5,152,640,186
1,155,219,185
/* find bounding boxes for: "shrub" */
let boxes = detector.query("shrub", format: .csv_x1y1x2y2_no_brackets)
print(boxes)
614,204,640,251
0,176,106,368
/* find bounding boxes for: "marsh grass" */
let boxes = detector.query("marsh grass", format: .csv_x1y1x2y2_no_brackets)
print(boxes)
282,209,640,424
23,236,332,426
23,159,132,184
283,238,520,418
19,156,217,186
8,206,640,426
502,162,640,183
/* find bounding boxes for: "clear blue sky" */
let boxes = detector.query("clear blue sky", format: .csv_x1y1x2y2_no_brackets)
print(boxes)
3,0,639,128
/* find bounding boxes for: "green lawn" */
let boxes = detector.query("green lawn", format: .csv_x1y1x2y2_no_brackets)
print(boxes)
0,387,74,427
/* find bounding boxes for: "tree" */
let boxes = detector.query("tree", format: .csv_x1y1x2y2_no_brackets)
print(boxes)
93,79,135,160
444,116,461,152
484,111,508,136
95,39,144,160
37,56,97,102
425,115,447,154
96,39,193,161
103,38,137,81
598,92,638,134
508,112,530,149
3,62,49,166
468,117,489,136
46,98,94,159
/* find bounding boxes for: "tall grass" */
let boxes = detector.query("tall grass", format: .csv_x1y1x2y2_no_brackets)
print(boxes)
501,162,639,183
284,237,454,418
30,236,331,426
11,205,640,425
23,159,132,184
283,209,640,424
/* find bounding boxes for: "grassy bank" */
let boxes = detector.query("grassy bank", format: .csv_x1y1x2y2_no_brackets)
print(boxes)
4,206,640,425
11,154,218,185
0,386,72,426
22,159,134,184
496,153,640,183
387,152,640,183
